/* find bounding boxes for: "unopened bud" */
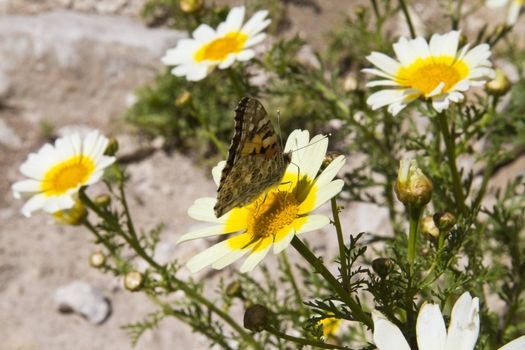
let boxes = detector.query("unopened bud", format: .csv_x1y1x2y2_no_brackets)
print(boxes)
226,281,243,299
486,68,511,96
244,304,270,332
372,258,394,278
343,74,357,92
394,159,433,208
433,212,456,232
53,199,87,225
94,194,111,208
175,91,192,107
124,271,144,292
89,251,106,268
355,5,367,17
421,215,439,238
104,137,119,156
179,0,204,13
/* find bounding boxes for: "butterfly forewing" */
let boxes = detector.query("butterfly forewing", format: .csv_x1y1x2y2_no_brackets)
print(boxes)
214,97,291,218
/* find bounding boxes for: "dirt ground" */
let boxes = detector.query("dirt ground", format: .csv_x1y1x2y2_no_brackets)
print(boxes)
1,1,524,349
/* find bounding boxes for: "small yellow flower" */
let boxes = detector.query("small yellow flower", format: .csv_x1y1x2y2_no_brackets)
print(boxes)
178,130,345,273
12,130,115,217
319,316,342,337
162,6,271,81
363,31,495,115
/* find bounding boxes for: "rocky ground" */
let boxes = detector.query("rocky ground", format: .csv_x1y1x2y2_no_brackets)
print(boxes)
1,1,524,349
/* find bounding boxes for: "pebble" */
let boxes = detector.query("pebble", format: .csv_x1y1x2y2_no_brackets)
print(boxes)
54,281,111,324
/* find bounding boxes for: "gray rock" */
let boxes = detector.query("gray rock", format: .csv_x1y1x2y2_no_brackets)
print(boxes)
0,118,23,149
54,281,111,324
0,10,185,127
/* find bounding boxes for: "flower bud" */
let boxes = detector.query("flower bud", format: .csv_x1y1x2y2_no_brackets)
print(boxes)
486,68,511,96
124,271,144,292
394,159,433,208
343,74,357,92
243,304,270,332
104,137,119,156
179,0,204,13
94,194,111,208
421,215,439,238
89,251,106,268
355,5,367,17
53,199,87,225
433,212,456,232
175,91,192,107
372,258,394,278
226,281,243,299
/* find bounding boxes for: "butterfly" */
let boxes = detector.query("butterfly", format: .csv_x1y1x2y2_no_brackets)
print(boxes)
214,97,291,218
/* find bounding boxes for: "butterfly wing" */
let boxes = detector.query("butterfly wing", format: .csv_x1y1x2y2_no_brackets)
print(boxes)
214,97,290,218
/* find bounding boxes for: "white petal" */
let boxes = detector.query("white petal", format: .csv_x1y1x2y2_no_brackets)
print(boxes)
212,161,226,187
366,52,402,75
185,64,210,81
273,229,295,254
218,6,245,35
416,303,447,350
188,197,224,223
310,179,344,211
20,194,48,217
42,194,75,214
95,155,116,170
192,24,216,41
393,37,416,66
218,54,236,69
241,10,271,35
235,49,255,61
186,241,232,273
444,292,480,350
177,225,226,243
315,155,345,188
362,68,397,80
284,129,309,154
499,336,525,350
212,249,249,269
427,82,445,97
367,79,402,87
486,0,508,7
296,215,330,234
296,134,328,180
240,245,272,273
11,179,41,195
432,95,451,113
245,33,267,48
507,1,522,25
372,311,411,350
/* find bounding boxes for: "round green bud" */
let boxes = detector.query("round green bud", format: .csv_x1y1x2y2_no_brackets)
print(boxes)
244,304,270,332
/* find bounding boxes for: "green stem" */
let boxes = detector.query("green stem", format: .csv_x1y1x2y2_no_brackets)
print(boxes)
398,0,416,38
436,112,467,215
472,159,495,210
227,69,246,99
331,198,349,291
290,236,373,328
264,326,351,350
407,207,422,274
280,254,303,309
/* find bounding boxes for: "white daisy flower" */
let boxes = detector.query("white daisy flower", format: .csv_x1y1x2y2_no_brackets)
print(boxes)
487,0,523,25
12,130,116,217
177,130,345,273
363,31,495,115
162,6,271,81
373,291,525,350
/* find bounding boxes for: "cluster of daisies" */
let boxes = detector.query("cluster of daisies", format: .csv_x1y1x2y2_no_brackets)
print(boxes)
10,3,525,349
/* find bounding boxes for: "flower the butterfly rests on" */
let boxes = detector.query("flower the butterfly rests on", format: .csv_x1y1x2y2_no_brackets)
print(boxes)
162,6,271,81
177,99,345,273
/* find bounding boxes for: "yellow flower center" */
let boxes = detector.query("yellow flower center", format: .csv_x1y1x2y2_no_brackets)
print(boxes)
225,172,317,252
319,317,342,337
396,56,469,96
194,32,248,62
41,155,95,196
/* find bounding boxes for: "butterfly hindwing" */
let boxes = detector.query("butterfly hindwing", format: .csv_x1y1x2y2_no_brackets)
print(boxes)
214,97,291,218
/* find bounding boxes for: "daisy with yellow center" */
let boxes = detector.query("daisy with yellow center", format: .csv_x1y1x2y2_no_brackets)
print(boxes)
363,31,495,116
162,6,271,81
487,0,524,25
177,130,345,273
12,130,115,217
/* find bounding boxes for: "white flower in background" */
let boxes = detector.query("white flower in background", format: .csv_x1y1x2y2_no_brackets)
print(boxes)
12,130,115,217
487,0,523,25
162,6,271,81
178,130,345,273
373,291,525,350
363,31,495,115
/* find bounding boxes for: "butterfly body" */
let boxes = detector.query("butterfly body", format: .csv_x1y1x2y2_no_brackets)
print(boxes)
214,97,291,218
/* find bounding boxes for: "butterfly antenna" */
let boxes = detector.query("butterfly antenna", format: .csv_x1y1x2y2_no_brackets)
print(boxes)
276,108,285,150
288,133,332,154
